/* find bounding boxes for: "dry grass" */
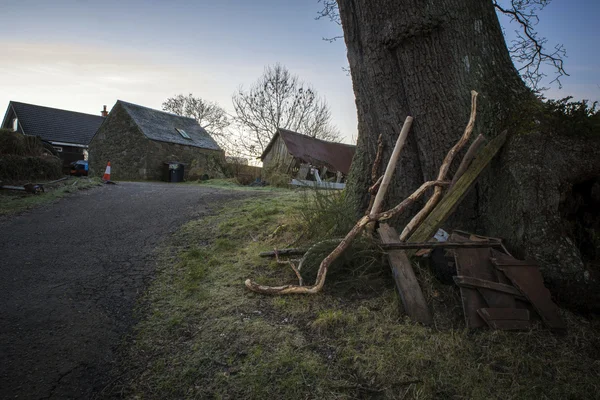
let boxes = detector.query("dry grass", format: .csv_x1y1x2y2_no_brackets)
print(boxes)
115,190,600,399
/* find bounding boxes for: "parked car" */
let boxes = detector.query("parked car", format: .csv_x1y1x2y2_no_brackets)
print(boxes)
70,160,88,176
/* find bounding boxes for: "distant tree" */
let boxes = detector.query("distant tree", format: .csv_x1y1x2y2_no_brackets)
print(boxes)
231,64,340,158
162,94,230,145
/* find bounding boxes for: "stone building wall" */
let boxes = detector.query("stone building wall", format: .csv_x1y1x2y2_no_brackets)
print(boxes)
144,139,225,181
89,102,226,181
89,102,149,180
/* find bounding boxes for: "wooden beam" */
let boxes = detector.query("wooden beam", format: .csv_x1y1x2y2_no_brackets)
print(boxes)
453,275,525,298
378,223,432,325
380,241,503,250
406,130,508,248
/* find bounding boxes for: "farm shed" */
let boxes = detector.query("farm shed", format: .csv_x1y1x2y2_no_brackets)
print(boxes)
260,128,356,183
89,101,225,181
1,101,105,169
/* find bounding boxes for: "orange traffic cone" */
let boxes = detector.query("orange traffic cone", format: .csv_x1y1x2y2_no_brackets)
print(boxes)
102,161,111,181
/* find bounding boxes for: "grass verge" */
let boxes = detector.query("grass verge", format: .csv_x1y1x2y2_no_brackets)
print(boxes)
0,177,103,216
184,178,290,192
119,190,600,399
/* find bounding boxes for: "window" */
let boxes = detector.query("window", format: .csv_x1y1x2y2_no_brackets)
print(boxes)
176,128,191,139
12,118,18,131
53,146,63,152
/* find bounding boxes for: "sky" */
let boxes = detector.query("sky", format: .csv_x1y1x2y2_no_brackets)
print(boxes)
1,0,598,145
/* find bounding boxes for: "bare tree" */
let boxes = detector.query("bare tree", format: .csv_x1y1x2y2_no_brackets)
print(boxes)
231,64,340,158
317,0,567,91
162,94,230,143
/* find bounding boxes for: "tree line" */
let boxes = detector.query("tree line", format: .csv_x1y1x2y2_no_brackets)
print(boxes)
162,64,340,161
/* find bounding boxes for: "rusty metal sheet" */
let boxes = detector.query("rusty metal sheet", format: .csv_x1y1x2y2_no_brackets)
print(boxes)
490,249,566,331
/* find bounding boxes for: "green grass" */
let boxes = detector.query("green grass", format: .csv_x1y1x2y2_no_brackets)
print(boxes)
119,190,600,399
184,178,289,192
0,177,103,216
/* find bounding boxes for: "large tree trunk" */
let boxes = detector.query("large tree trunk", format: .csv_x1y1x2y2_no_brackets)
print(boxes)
338,0,600,310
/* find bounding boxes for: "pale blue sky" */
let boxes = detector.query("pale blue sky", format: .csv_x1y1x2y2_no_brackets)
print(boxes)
1,0,598,144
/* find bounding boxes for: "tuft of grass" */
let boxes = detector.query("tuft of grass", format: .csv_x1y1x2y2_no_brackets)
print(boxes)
0,177,103,216
117,190,600,400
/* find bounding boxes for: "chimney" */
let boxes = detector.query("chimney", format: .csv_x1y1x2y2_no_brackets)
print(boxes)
101,105,108,117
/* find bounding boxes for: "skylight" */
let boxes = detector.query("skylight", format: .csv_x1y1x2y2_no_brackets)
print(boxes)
176,128,191,139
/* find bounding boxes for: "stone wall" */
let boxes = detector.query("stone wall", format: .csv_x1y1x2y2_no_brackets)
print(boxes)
89,102,226,181
144,139,225,181
89,102,150,180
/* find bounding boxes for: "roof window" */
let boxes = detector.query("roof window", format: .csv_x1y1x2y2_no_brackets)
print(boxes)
176,128,191,139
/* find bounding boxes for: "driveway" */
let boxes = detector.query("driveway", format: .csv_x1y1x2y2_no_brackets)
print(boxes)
0,182,247,399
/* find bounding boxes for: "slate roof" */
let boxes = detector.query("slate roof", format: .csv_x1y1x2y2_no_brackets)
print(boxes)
3,101,105,146
118,101,222,151
260,128,356,174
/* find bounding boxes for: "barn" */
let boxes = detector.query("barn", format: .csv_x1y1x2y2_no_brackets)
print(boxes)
89,101,225,181
260,128,356,184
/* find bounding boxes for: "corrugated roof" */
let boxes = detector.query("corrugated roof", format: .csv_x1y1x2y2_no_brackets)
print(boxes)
261,128,356,174
119,101,222,151
6,101,105,145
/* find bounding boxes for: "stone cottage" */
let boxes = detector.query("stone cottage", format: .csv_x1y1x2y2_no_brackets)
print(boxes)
89,100,225,180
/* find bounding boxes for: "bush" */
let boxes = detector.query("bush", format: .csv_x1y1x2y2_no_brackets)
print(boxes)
263,166,291,188
0,129,63,182
0,129,48,156
0,154,62,182
542,97,600,136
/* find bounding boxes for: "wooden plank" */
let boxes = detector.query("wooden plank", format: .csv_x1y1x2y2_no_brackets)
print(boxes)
477,288,516,308
490,250,566,331
478,316,533,330
478,308,532,330
406,130,508,248
478,308,530,321
453,248,493,328
453,276,525,298
378,223,432,325
380,241,504,250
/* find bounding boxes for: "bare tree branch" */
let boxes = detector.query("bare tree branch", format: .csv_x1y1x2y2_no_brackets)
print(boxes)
231,64,341,158
493,0,568,90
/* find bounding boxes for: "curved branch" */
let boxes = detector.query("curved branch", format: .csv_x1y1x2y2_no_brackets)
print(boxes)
244,180,449,295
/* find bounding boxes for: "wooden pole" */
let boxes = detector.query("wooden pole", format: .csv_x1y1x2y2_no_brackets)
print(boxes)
369,116,413,217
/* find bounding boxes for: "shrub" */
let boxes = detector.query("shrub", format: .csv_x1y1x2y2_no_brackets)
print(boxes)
0,154,62,182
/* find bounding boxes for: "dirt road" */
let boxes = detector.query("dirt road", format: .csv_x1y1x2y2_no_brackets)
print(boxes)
0,182,246,399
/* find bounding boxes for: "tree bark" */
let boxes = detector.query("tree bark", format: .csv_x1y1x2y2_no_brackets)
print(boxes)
337,0,600,310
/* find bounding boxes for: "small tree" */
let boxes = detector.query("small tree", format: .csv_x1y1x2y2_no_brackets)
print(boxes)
231,64,340,158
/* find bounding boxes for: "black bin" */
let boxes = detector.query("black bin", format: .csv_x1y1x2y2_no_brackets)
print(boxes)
164,162,185,182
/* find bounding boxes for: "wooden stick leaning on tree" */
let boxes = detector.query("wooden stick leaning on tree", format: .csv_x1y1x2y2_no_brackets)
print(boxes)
369,116,413,218
449,133,486,189
399,91,478,241
245,179,449,295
